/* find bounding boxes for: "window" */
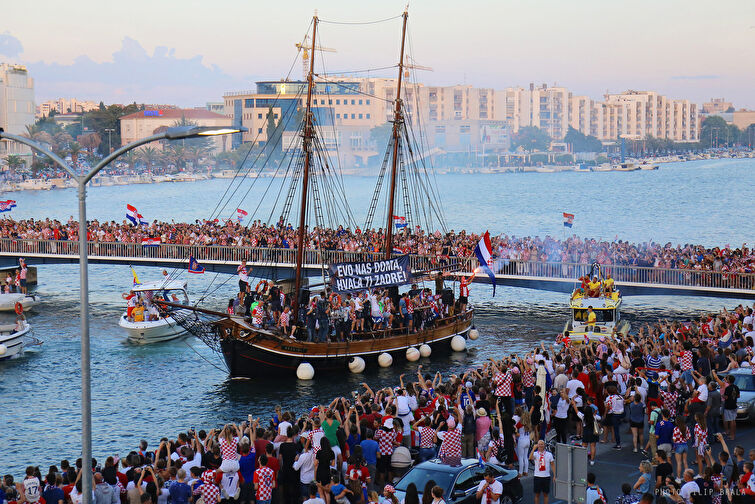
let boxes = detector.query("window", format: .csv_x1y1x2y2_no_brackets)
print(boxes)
336,113,340,119
453,467,485,493
351,99,355,105
274,114,279,119
460,125,470,133
257,113,263,119
351,113,355,119
244,99,254,108
336,99,340,105
366,99,370,105
328,99,332,105
258,128,262,133
435,126,446,133
358,99,363,105
366,113,370,119
358,113,363,119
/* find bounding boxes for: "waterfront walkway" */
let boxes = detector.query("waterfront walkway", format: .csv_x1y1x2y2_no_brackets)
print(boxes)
1,238,754,298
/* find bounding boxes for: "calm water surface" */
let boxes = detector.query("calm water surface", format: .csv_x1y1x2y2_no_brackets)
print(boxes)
1,158,754,474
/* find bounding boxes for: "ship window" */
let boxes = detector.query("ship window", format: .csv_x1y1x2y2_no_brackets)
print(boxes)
573,308,614,323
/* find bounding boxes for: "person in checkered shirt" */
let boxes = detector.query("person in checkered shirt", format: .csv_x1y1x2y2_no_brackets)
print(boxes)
489,358,514,416
253,454,276,504
374,418,399,487
411,416,437,462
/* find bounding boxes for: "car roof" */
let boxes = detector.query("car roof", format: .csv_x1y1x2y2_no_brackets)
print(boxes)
722,368,754,376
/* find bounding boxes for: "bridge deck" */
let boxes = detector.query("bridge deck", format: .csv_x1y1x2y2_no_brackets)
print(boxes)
1,239,753,299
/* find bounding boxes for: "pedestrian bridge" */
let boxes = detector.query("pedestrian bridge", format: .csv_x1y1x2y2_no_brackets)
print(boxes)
0,238,753,299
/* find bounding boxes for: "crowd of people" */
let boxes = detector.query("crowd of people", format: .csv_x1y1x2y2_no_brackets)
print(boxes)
2,217,755,276
5,301,755,504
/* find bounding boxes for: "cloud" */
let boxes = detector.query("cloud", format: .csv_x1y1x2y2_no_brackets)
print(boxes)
670,75,720,80
27,37,251,106
0,32,24,58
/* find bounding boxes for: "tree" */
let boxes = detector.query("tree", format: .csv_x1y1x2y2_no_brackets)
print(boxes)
138,146,161,173
5,155,24,175
511,126,551,151
79,132,101,153
68,142,82,168
700,115,739,148
369,122,393,147
563,127,603,152
265,107,283,156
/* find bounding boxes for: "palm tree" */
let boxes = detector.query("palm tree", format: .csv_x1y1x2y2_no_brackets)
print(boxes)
68,142,82,169
121,151,139,172
138,146,160,174
5,155,24,176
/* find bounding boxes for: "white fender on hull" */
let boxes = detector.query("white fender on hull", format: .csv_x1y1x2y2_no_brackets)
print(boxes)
419,344,432,357
451,335,467,352
348,357,366,374
296,362,315,380
378,352,393,367
469,328,479,340
405,347,420,362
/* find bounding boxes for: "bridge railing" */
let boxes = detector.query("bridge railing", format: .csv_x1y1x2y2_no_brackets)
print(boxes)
0,238,753,291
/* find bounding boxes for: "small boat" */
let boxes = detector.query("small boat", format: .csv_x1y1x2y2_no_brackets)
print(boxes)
611,162,639,172
119,280,192,344
0,293,40,312
0,321,32,360
560,264,630,346
639,162,659,170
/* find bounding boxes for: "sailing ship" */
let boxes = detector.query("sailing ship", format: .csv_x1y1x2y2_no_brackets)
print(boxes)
161,10,476,378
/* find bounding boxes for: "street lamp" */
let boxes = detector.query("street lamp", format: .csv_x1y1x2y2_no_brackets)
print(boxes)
104,128,115,154
0,124,245,504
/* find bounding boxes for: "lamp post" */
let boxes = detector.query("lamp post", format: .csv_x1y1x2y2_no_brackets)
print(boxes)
0,124,244,504
104,128,115,154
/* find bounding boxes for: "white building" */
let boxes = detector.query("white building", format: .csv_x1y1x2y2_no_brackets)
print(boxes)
0,63,35,161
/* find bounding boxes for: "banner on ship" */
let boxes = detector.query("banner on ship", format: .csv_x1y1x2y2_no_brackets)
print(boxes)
329,255,414,293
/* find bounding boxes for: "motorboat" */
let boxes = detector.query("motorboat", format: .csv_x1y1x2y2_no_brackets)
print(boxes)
611,162,639,172
639,162,659,170
0,292,40,312
118,279,192,344
0,320,32,360
559,264,630,346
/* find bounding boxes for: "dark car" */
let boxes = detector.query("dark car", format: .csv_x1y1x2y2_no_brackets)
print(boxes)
721,368,755,421
394,458,523,504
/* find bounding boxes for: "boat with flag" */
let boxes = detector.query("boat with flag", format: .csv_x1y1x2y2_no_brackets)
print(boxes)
119,277,192,344
559,263,630,347
158,9,479,378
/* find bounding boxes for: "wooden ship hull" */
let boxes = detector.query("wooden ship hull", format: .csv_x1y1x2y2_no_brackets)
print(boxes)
216,311,474,377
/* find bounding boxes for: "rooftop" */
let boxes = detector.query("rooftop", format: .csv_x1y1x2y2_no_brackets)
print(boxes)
120,109,226,120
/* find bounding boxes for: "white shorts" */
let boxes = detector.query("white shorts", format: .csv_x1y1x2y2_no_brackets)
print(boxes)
219,459,239,473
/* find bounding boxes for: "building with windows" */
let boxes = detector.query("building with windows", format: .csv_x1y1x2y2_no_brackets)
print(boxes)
119,108,231,152
36,98,99,117
0,63,35,162
702,98,733,114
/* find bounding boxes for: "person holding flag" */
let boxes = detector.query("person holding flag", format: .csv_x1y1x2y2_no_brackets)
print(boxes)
237,208,248,223
461,231,497,312
126,204,138,225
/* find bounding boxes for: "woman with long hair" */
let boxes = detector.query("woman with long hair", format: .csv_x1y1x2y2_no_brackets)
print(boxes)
403,483,420,504
315,437,336,504
218,423,240,473
513,407,532,477
574,397,600,466
421,480,437,504
692,413,709,477
672,416,690,479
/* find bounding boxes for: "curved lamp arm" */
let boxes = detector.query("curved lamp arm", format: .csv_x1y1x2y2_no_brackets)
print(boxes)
0,130,76,179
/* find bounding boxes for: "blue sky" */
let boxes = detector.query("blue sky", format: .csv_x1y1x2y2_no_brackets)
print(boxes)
2,0,754,108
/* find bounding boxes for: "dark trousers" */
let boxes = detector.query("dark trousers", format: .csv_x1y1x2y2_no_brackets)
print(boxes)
554,416,568,444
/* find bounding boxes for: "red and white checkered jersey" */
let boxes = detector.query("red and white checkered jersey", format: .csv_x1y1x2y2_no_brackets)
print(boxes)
493,371,512,397
418,426,436,448
219,437,238,460
200,470,220,504
672,426,690,444
375,428,398,455
253,466,276,501
679,351,693,371
693,424,707,447
438,426,462,458
308,428,324,454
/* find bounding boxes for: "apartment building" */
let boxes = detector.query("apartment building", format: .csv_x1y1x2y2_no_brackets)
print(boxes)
0,63,35,161
36,97,99,117
119,108,231,152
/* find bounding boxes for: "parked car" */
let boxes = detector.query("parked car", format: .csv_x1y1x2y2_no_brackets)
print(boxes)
722,368,755,421
394,458,523,504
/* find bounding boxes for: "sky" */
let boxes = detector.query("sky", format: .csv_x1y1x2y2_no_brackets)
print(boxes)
2,0,755,108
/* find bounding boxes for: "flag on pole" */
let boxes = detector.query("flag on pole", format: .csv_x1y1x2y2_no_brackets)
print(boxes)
393,216,407,229
473,230,496,296
137,213,148,226
130,266,140,285
126,204,138,225
563,212,574,228
236,208,248,223
0,200,17,212
188,255,205,274
141,238,161,247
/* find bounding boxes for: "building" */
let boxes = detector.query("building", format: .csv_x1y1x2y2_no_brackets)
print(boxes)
36,98,99,117
119,108,231,152
0,63,35,162
702,98,733,114
602,91,698,142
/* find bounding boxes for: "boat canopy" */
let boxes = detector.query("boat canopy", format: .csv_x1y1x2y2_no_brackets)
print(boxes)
133,280,187,292
569,293,621,310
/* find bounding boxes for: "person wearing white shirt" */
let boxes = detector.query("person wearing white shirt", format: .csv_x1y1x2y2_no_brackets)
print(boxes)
293,446,315,487
475,468,503,504
529,440,555,504
566,373,583,399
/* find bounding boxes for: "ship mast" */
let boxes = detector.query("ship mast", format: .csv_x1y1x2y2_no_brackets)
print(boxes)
293,14,318,320
384,9,409,260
